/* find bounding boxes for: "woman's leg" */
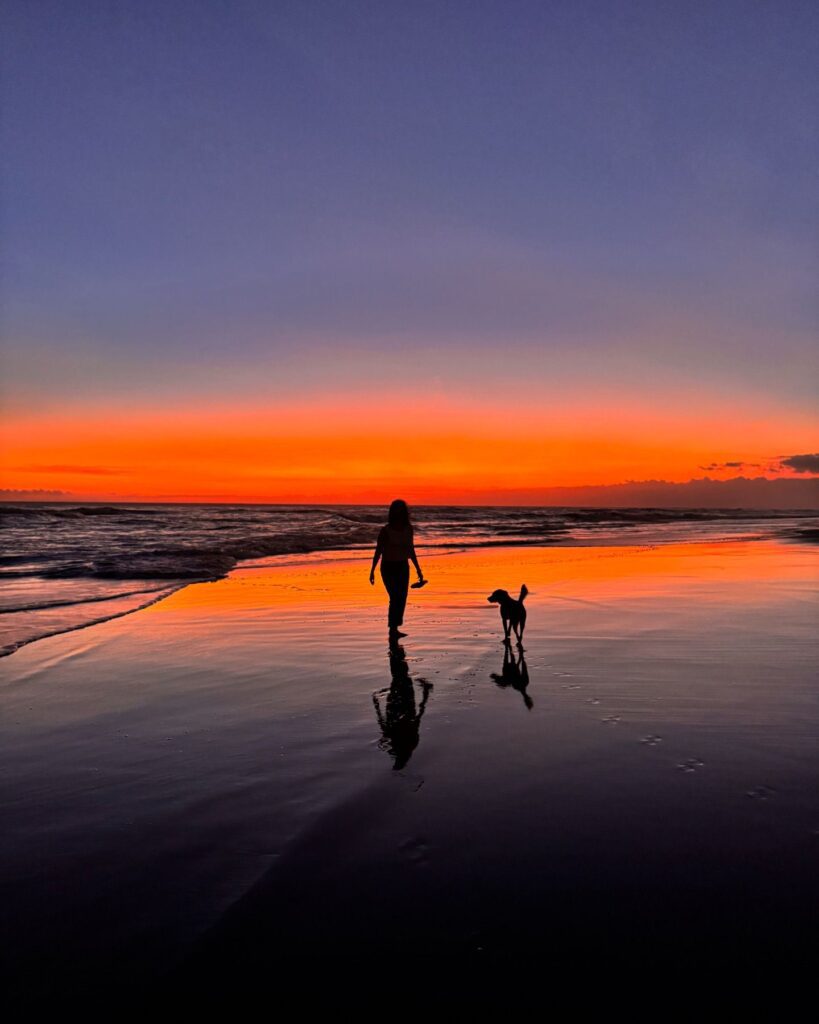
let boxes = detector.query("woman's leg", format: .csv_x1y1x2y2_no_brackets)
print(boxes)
380,563,396,628
381,561,410,629
392,561,409,626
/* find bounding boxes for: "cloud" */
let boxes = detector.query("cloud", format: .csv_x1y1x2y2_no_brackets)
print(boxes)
698,461,760,472
780,453,819,474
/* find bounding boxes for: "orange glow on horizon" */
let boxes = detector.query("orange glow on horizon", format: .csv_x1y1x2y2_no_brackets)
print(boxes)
2,391,816,503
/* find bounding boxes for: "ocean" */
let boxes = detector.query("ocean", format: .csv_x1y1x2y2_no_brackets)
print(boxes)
1,502,816,657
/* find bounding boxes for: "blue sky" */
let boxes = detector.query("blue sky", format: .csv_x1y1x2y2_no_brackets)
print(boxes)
2,0,817,417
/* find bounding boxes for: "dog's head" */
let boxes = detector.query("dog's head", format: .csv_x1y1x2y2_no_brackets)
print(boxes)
487,589,509,604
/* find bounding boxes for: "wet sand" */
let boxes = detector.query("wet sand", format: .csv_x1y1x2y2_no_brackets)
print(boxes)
1,540,817,1005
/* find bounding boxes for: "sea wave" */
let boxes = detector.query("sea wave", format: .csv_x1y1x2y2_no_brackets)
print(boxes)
0,504,142,519
1,502,816,657
0,583,177,615
0,585,186,658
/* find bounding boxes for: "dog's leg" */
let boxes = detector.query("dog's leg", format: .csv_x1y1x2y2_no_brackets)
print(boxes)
503,617,511,643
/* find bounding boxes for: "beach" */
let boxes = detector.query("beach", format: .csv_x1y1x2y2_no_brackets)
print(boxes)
6,0,819,1008
2,537,818,1004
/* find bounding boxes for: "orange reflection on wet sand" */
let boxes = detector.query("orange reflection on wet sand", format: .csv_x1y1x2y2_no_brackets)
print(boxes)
154,540,817,620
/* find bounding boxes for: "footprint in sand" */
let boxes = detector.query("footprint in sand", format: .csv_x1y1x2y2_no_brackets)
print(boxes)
399,836,430,866
746,786,775,800
677,757,704,773
601,715,620,725
640,734,662,746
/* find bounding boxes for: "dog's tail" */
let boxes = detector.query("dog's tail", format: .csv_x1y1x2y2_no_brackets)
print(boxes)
519,584,528,603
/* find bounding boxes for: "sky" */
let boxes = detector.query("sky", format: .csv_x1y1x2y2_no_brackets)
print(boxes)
1,0,817,503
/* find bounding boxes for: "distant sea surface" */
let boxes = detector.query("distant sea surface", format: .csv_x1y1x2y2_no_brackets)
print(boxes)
2,502,817,656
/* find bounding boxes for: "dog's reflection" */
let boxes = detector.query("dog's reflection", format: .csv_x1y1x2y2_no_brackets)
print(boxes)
491,645,533,710
373,640,433,770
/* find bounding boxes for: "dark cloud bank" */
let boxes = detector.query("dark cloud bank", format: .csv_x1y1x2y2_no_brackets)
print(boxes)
699,454,819,476
781,453,819,474
475,477,819,509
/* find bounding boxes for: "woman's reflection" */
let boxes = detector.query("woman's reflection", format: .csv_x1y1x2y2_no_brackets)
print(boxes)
373,640,433,770
491,645,533,710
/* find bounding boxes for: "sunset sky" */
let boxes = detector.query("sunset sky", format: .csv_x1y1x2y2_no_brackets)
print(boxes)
2,1,817,503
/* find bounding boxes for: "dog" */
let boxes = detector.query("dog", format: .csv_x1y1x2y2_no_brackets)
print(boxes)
487,584,528,645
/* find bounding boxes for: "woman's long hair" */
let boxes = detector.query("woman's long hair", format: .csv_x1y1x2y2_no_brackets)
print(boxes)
387,499,411,529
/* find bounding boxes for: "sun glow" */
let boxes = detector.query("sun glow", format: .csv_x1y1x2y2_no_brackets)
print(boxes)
2,390,816,503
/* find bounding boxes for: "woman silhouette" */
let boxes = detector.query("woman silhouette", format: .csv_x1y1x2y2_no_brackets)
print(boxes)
369,499,425,638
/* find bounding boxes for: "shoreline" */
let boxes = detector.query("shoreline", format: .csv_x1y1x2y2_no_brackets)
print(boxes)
2,516,817,659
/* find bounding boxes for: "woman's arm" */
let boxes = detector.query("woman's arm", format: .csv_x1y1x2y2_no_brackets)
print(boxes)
369,531,384,584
